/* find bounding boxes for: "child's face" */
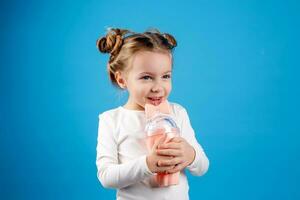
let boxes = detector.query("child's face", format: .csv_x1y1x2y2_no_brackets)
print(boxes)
121,51,172,110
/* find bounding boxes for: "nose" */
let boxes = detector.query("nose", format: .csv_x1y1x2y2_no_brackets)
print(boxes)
151,83,163,93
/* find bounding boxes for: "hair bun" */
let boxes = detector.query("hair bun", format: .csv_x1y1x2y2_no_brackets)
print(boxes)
96,33,122,55
96,28,131,55
163,33,177,49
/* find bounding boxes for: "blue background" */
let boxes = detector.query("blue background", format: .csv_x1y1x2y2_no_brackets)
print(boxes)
1,0,299,199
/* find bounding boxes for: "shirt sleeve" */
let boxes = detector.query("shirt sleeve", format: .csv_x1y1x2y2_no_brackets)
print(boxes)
178,107,210,176
96,113,154,189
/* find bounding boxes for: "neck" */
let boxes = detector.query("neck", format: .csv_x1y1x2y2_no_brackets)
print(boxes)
123,102,145,111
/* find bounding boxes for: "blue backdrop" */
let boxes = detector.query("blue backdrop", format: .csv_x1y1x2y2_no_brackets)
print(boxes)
1,0,299,199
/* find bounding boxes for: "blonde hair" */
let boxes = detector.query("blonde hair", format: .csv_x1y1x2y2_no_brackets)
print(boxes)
96,27,177,89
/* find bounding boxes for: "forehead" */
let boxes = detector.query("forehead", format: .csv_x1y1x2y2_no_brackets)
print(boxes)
130,51,172,74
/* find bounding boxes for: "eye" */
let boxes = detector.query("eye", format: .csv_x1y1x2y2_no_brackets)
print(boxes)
162,74,171,79
141,75,152,80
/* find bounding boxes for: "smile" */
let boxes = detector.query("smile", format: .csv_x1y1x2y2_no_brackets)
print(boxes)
147,97,163,106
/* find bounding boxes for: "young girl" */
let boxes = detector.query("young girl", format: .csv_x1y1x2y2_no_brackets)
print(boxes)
96,28,209,200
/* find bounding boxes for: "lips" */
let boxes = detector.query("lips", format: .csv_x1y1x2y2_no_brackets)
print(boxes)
147,97,163,106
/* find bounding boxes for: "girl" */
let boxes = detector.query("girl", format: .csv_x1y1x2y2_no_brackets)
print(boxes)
96,28,209,200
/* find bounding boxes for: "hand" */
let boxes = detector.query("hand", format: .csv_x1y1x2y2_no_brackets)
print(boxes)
146,134,176,173
156,137,196,174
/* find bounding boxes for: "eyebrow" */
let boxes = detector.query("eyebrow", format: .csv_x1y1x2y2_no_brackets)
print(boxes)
139,70,172,76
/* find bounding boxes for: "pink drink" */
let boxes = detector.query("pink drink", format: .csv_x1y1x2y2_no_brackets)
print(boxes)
146,127,180,187
145,100,181,187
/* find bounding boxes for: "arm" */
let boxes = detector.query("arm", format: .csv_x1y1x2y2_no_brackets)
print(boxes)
155,107,210,176
180,108,210,176
96,114,154,189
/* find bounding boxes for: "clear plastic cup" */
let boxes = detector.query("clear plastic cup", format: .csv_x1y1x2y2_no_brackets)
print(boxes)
145,114,180,187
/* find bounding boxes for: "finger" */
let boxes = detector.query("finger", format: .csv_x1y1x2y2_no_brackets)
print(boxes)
166,163,185,173
156,165,176,173
152,135,167,151
158,142,181,149
158,157,183,167
157,155,174,160
156,149,182,157
169,137,184,143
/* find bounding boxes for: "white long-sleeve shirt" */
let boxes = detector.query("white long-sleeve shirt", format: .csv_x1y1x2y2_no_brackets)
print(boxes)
96,102,209,200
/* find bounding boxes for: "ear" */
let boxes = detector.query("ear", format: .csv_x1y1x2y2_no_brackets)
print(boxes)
114,71,127,89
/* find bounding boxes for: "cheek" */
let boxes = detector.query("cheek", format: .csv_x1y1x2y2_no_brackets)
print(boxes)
135,84,150,97
142,82,153,90
166,82,172,94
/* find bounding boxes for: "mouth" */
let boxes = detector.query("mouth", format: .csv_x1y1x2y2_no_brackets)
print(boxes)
146,97,163,106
